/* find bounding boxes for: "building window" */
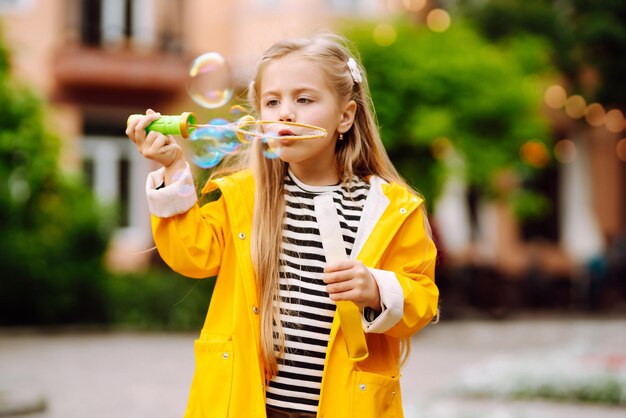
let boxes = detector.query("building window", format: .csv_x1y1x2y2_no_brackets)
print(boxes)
81,0,103,46
82,136,151,237
118,157,130,227
66,0,182,52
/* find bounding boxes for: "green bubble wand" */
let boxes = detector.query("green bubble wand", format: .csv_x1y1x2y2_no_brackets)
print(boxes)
127,112,328,141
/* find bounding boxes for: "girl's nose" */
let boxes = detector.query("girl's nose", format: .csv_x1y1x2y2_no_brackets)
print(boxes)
279,104,294,122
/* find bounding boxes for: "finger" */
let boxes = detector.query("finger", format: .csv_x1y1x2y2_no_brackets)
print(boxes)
134,112,161,139
322,269,352,284
129,111,159,133
142,111,161,127
126,115,142,139
150,132,167,149
145,142,175,161
324,259,356,273
143,131,166,152
326,279,353,295
163,134,175,146
328,289,360,303
145,134,181,164
151,133,176,153
125,123,136,140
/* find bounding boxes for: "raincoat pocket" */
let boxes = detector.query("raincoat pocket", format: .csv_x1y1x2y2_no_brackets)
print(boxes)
185,340,234,418
351,370,401,418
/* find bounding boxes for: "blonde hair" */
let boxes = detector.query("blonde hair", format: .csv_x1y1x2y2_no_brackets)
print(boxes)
212,33,424,377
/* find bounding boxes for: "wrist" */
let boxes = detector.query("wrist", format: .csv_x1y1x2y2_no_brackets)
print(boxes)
164,158,187,186
365,292,381,313
367,274,382,312
368,299,382,313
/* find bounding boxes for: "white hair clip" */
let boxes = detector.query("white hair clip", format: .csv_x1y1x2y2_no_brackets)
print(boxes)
347,58,362,84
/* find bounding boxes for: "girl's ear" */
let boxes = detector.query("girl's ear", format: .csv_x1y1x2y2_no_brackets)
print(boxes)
338,100,357,134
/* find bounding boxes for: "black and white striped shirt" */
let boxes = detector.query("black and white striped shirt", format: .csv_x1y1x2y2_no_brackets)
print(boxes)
265,171,370,413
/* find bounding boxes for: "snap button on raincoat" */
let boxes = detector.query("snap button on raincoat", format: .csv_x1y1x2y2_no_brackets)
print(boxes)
151,170,438,418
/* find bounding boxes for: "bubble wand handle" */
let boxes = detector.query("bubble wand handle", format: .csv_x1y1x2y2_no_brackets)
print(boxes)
127,112,198,138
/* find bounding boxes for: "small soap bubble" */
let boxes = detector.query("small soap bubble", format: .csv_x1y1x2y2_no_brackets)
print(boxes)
229,105,247,117
235,115,258,144
190,147,224,168
168,170,186,183
209,118,242,154
189,127,214,142
167,160,195,195
262,147,282,159
262,133,282,159
187,52,233,109
184,114,328,168
179,184,197,197
189,127,225,168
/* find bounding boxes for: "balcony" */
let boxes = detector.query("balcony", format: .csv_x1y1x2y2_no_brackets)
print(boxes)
52,47,188,106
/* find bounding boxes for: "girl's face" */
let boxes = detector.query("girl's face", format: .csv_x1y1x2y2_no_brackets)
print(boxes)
258,53,356,184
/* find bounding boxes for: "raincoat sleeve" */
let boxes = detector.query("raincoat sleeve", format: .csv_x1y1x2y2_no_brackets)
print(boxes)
146,165,228,279
379,207,439,339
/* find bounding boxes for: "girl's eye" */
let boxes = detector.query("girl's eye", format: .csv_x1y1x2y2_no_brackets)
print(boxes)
297,97,312,104
265,99,279,107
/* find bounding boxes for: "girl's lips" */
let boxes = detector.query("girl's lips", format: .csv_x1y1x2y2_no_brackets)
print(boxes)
277,129,297,146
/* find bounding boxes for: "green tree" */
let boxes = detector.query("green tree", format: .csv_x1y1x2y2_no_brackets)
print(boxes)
345,20,552,210
0,31,113,324
463,0,626,107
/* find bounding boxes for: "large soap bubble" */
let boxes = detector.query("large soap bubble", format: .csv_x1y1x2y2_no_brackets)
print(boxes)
187,52,233,109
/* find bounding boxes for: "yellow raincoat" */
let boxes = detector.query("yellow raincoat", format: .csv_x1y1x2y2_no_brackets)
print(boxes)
151,170,438,418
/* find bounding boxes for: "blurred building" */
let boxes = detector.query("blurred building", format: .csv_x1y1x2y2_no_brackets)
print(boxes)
1,0,624,309
0,0,388,271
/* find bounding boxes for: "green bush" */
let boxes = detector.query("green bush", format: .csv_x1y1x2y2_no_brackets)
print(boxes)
106,267,216,331
0,26,221,330
513,376,625,404
0,32,114,325
453,348,626,406
343,19,552,206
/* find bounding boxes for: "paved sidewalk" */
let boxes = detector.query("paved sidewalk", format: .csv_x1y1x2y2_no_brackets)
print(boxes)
0,317,624,418
402,317,626,418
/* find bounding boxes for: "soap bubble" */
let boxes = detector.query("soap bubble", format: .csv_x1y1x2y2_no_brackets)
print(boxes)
189,127,225,168
187,52,233,109
235,115,258,144
184,113,328,168
262,132,282,159
208,118,243,154
190,146,224,169
229,104,247,117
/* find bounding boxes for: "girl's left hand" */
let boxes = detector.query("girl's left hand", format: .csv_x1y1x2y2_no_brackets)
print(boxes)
323,260,381,311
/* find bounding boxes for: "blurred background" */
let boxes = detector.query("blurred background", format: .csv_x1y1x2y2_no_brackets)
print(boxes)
0,0,624,417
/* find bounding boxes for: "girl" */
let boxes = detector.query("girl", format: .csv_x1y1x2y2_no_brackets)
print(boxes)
126,33,438,418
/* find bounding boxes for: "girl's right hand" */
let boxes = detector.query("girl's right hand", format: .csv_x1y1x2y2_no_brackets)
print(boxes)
126,109,185,170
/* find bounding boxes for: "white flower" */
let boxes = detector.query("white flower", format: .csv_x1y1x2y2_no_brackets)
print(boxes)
347,57,362,84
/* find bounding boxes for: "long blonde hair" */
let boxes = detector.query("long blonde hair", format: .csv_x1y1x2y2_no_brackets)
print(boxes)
214,33,423,377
